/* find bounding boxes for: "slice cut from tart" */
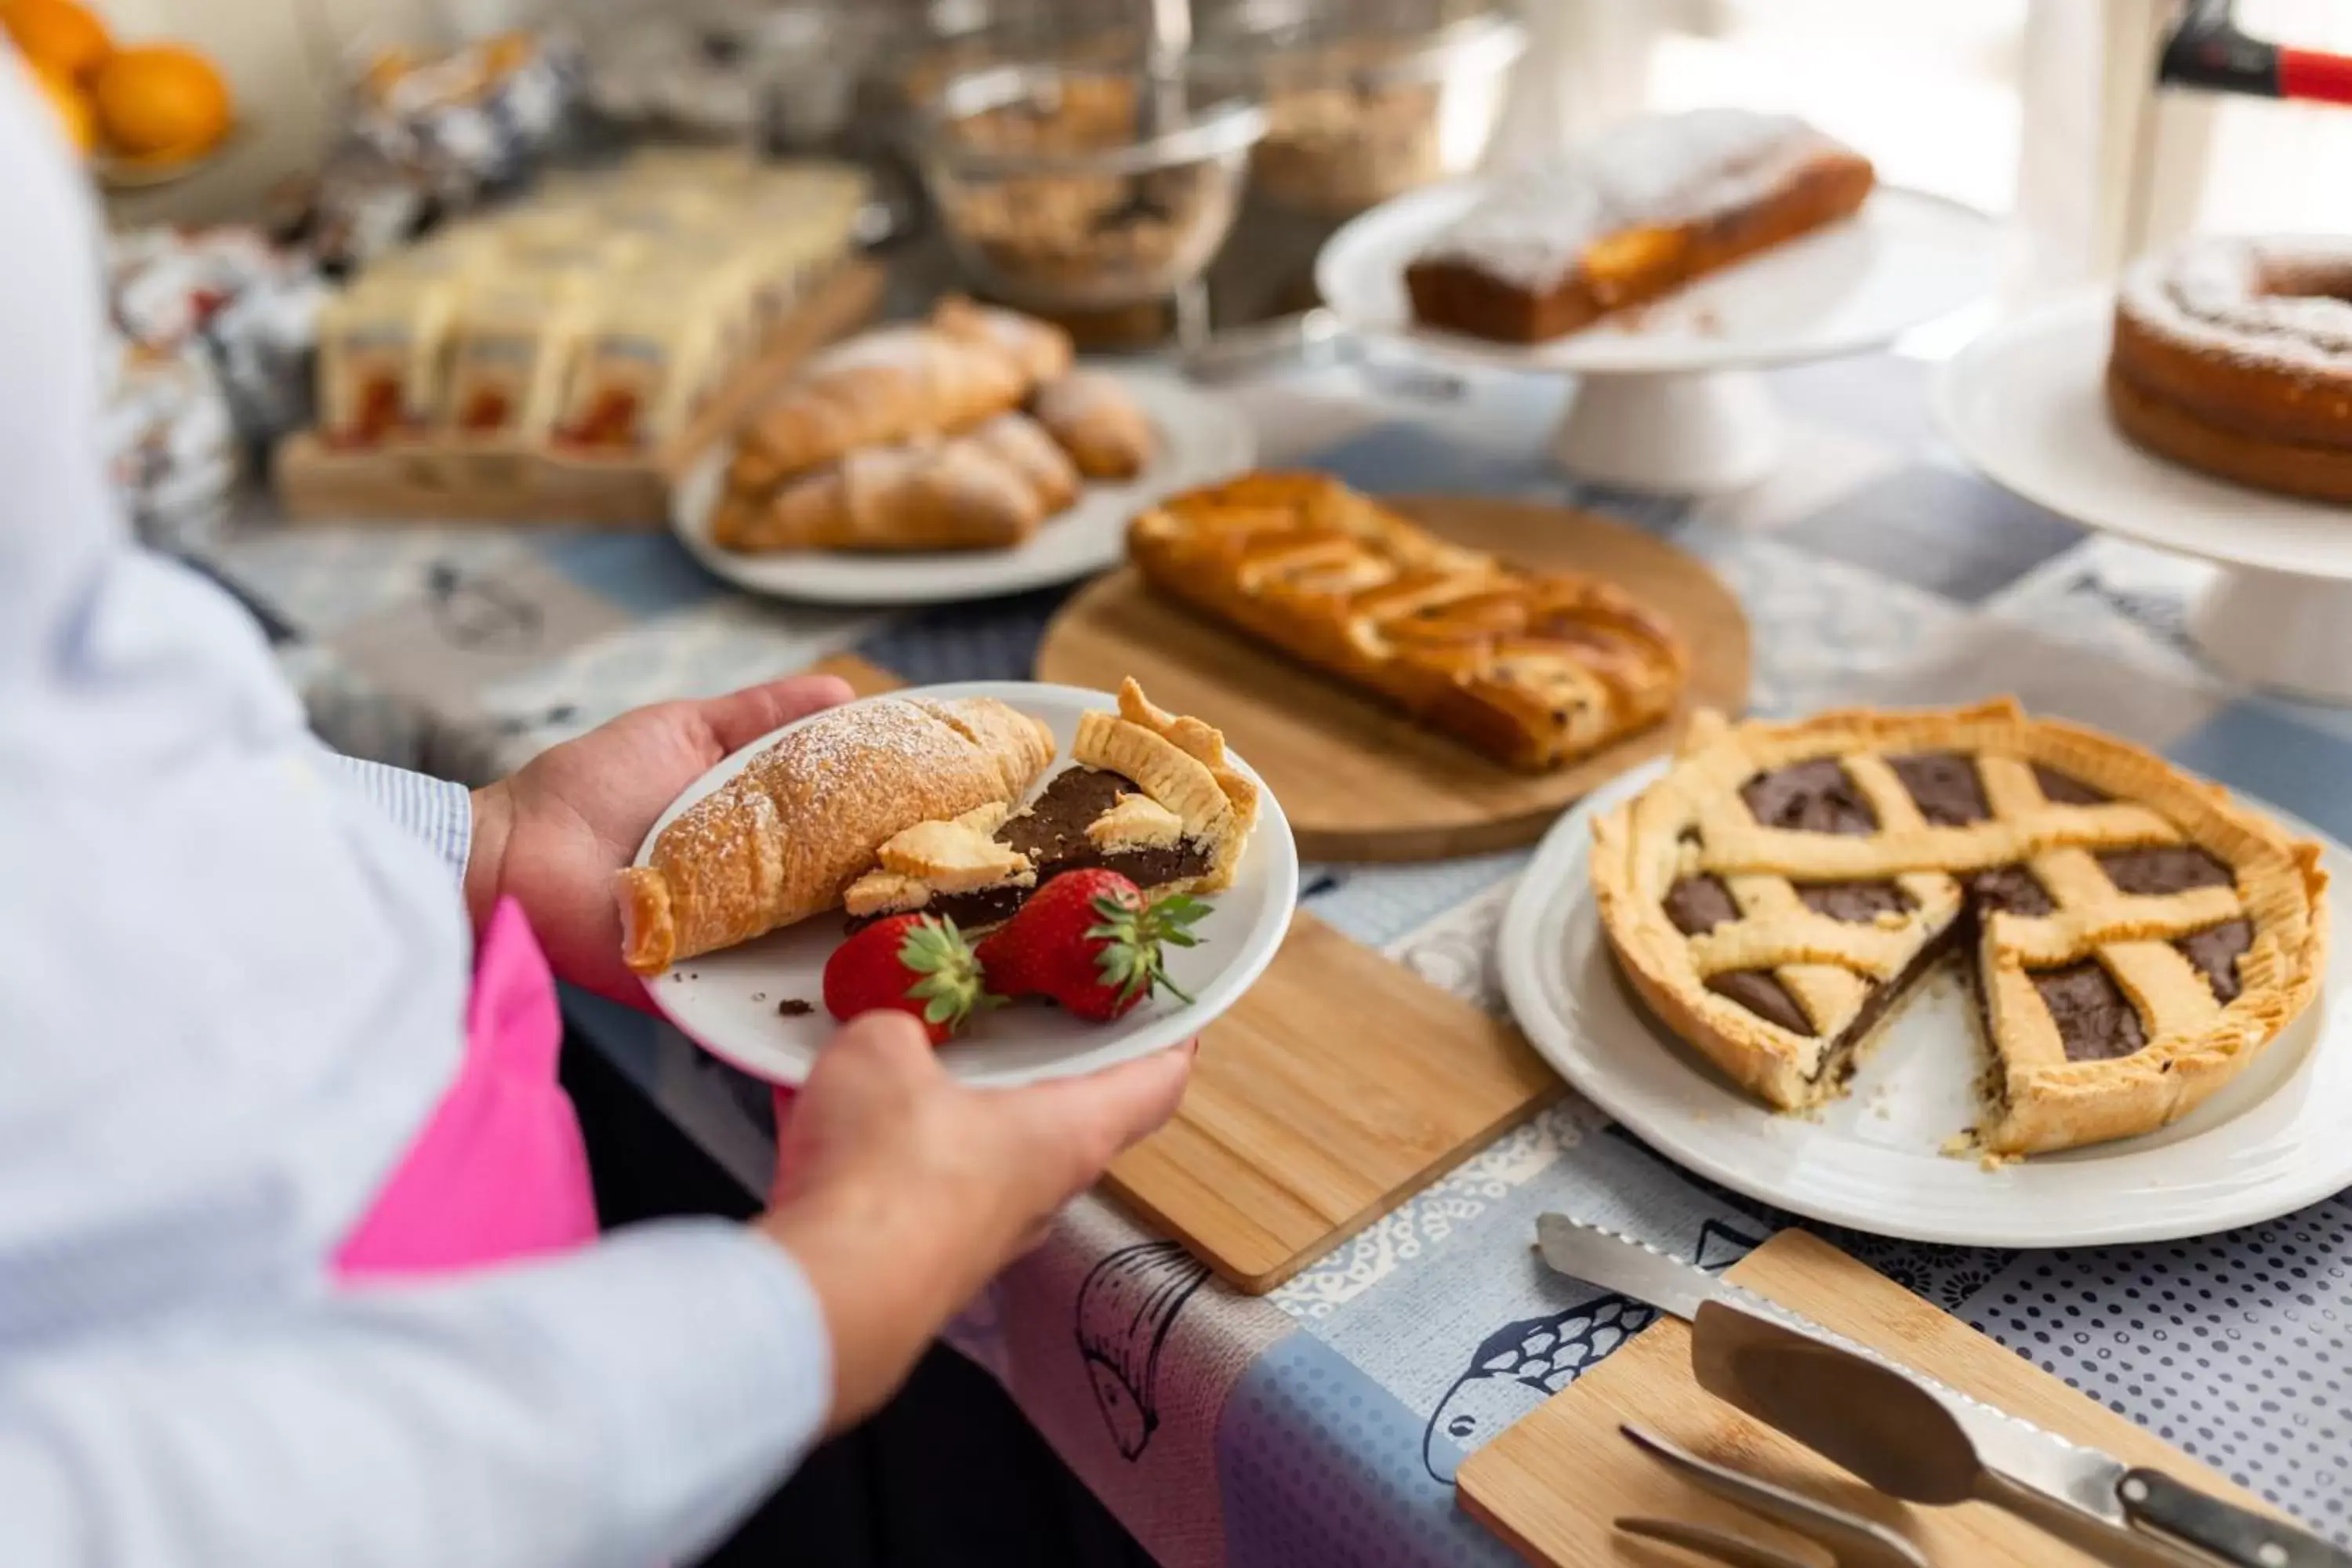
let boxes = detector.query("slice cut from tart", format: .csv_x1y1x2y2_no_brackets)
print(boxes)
1590,701,2328,1156
844,677,1259,930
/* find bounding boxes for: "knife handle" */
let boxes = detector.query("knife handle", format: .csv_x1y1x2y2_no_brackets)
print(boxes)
2120,1468,2352,1568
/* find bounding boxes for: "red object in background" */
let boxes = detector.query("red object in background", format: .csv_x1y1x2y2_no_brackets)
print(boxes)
2159,0,2352,107
2280,48,2352,107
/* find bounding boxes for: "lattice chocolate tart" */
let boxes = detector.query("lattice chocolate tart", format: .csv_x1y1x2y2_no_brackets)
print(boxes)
1591,702,2328,1155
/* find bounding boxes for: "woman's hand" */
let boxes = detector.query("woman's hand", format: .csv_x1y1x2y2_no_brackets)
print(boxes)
466,673,856,1004
756,1013,1195,1433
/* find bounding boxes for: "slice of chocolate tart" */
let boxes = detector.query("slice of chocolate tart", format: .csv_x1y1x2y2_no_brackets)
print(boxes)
843,678,1259,931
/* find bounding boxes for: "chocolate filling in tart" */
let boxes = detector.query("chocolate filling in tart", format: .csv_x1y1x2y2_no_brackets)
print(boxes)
1739,759,1876,834
1795,880,1913,921
998,766,1214,889
1663,873,1813,1036
852,767,1215,931
2177,918,2253,1004
1708,971,1812,1036
1662,873,1739,936
2032,764,2107,805
1888,752,1990,825
2030,961,2147,1062
2096,844,2234,895
1968,864,2056,917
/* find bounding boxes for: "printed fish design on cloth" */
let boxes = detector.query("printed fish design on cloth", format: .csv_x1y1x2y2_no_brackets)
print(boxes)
1419,1219,1761,1483
1075,1240,1213,1461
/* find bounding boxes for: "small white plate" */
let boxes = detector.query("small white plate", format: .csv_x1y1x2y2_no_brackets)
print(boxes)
1497,760,2352,1247
672,368,1255,607
635,681,1300,1088
1316,182,2005,377
1934,289,2352,581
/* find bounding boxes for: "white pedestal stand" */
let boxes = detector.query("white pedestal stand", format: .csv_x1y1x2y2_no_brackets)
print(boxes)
1551,368,1784,495
1936,291,2352,705
2187,567,2352,704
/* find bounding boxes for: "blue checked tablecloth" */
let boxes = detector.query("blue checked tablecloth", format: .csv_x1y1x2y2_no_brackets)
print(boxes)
184,346,2352,1561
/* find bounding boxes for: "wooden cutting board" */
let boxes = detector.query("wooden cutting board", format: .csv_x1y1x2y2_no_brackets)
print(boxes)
1103,909,1558,1293
1458,1229,2274,1566
1033,495,1751,864
809,652,1561,1294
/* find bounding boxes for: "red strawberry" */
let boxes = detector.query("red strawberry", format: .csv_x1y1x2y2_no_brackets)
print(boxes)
977,869,1209,1022
823,914,992,1044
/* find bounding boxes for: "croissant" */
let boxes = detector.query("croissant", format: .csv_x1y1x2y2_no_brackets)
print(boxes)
931,296,1075,387
1032,371,1156,480
967,410,1080,514
730,325,1029,491
618,695,1057,972
713,413,1078,554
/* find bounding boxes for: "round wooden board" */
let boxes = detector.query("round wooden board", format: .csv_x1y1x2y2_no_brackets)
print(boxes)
1033,495,1752,862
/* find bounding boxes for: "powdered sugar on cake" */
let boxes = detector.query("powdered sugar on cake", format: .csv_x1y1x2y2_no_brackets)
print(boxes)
1417,108,1838,290
2120,237,2352,376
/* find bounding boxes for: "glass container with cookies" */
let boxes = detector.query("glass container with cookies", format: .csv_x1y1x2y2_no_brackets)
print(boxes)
916,62,1265,313
1193,1,1525,220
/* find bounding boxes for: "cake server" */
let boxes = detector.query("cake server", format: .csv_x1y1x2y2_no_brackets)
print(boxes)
1534,1214,2350,1568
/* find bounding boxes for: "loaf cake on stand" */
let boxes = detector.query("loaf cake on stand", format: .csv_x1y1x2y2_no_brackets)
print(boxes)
1314,108,2001,492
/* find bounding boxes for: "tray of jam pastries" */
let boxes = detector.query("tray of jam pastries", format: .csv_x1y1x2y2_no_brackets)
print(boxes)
274,149,882,527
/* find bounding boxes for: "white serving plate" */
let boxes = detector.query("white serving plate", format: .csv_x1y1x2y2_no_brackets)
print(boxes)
672,368,1254,607
636,681,1299,1087
1497,760,2352,1247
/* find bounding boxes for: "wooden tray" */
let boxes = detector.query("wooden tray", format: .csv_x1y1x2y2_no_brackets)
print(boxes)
1033,495,1751,863
273,260,884,528
1458,1229,2273,1566
813,652,1561,1294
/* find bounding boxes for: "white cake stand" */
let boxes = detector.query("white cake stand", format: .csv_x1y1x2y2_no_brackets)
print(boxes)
1936,290,2352,704
1314,180,2005,493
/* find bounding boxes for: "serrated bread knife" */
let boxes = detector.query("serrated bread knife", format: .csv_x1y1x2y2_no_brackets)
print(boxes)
1534,1214,2350,1568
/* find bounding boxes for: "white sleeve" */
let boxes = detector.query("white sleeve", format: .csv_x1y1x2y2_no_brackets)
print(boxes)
1,1220,833,1568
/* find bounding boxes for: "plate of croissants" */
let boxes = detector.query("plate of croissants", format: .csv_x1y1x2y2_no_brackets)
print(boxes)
675,298,1257,606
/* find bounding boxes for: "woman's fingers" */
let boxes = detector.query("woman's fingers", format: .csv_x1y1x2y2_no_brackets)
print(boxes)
699,673,857,757
999,1043,1195,1200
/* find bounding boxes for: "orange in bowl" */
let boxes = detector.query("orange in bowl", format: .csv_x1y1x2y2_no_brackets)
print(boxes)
3,0,111,85
90,43,231,162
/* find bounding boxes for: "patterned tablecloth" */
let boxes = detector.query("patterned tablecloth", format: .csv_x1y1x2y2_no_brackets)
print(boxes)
183,343,2352,1560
